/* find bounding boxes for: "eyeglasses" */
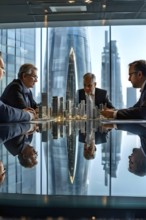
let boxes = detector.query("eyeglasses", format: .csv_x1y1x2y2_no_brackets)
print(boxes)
129,71,138,77
28,74,38,80
0,66,5,74
0,167,6,176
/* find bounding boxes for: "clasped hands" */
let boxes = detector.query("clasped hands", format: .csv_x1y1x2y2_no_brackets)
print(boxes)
23,107,38,120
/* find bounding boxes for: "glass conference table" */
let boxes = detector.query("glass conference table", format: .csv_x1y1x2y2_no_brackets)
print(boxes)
1,118,146,218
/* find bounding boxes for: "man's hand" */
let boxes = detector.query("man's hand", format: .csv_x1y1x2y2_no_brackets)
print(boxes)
101,108,114,119
101,124,115,130
27,124,40,135
23,107,38,120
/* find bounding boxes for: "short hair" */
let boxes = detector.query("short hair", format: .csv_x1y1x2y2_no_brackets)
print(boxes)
83,143,96,160
129,60,146,77
83,73,96,83
18,154,38,168
18,63,37,79
129,157,146,177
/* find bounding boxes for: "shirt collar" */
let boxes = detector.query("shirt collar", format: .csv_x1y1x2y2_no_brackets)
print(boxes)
140,80,146,93
20,80,30,93
85,88,95,96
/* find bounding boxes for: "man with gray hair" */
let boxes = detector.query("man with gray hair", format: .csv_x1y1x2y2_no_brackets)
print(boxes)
0,52,37,122
78,72,114,109
1,63,38,110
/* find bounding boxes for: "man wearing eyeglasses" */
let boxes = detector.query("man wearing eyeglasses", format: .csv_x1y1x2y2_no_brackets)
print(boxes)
0,52,37,122
1,63,38,111
101,60,146,119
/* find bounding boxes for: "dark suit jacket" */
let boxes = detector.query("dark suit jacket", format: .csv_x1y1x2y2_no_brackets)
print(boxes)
0,100,30,122
79,130,108,145
1,79,38,109
0,123,30,145
117,83,146,119
78,88,114,108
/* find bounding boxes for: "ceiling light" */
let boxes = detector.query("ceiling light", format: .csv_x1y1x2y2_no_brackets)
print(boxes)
44,9,48,14
102,4,106,9
84,0,92,3
50,6,87,12
68,0,75,3
101,19,106,25
44,9,48,27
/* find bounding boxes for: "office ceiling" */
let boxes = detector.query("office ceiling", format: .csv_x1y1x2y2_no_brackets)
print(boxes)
0,0,146,27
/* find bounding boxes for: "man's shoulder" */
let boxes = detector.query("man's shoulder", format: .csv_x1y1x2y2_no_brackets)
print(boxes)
78,88,84,91
10,79,21,85
95,87,107,95
6,79,22,90
95,87,106,92
78,89,85,93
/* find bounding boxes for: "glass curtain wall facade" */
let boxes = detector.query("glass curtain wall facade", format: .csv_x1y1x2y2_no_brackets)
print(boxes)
0,25,146,194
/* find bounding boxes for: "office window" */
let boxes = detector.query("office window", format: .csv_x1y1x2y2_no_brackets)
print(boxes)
7,38,15,47
7,29,15,39
7,46,15,55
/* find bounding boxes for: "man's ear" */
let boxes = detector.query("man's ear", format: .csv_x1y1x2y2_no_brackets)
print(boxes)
94,82,96,87
22,73,27,80
0,68,3,77
138,71,143,78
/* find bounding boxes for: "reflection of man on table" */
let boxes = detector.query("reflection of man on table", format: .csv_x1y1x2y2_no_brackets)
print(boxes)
0,123,38,184
79,120,109,159
4,123,38,168
103,123,146,176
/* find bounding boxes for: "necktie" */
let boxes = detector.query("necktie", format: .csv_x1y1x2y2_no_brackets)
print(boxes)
25,92,31,107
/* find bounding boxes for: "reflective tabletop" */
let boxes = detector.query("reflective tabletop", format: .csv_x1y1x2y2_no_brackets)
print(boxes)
1,119,146,218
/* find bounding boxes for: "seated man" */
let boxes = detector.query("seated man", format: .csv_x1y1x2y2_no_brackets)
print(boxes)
0,51,37,122
101,60,146,119
77,72,114,109
1,63,38,110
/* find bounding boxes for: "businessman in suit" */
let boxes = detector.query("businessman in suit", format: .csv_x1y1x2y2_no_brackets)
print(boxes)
77,73,114,109
0,52,37,122
1,63,38,110
101,60,146,119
